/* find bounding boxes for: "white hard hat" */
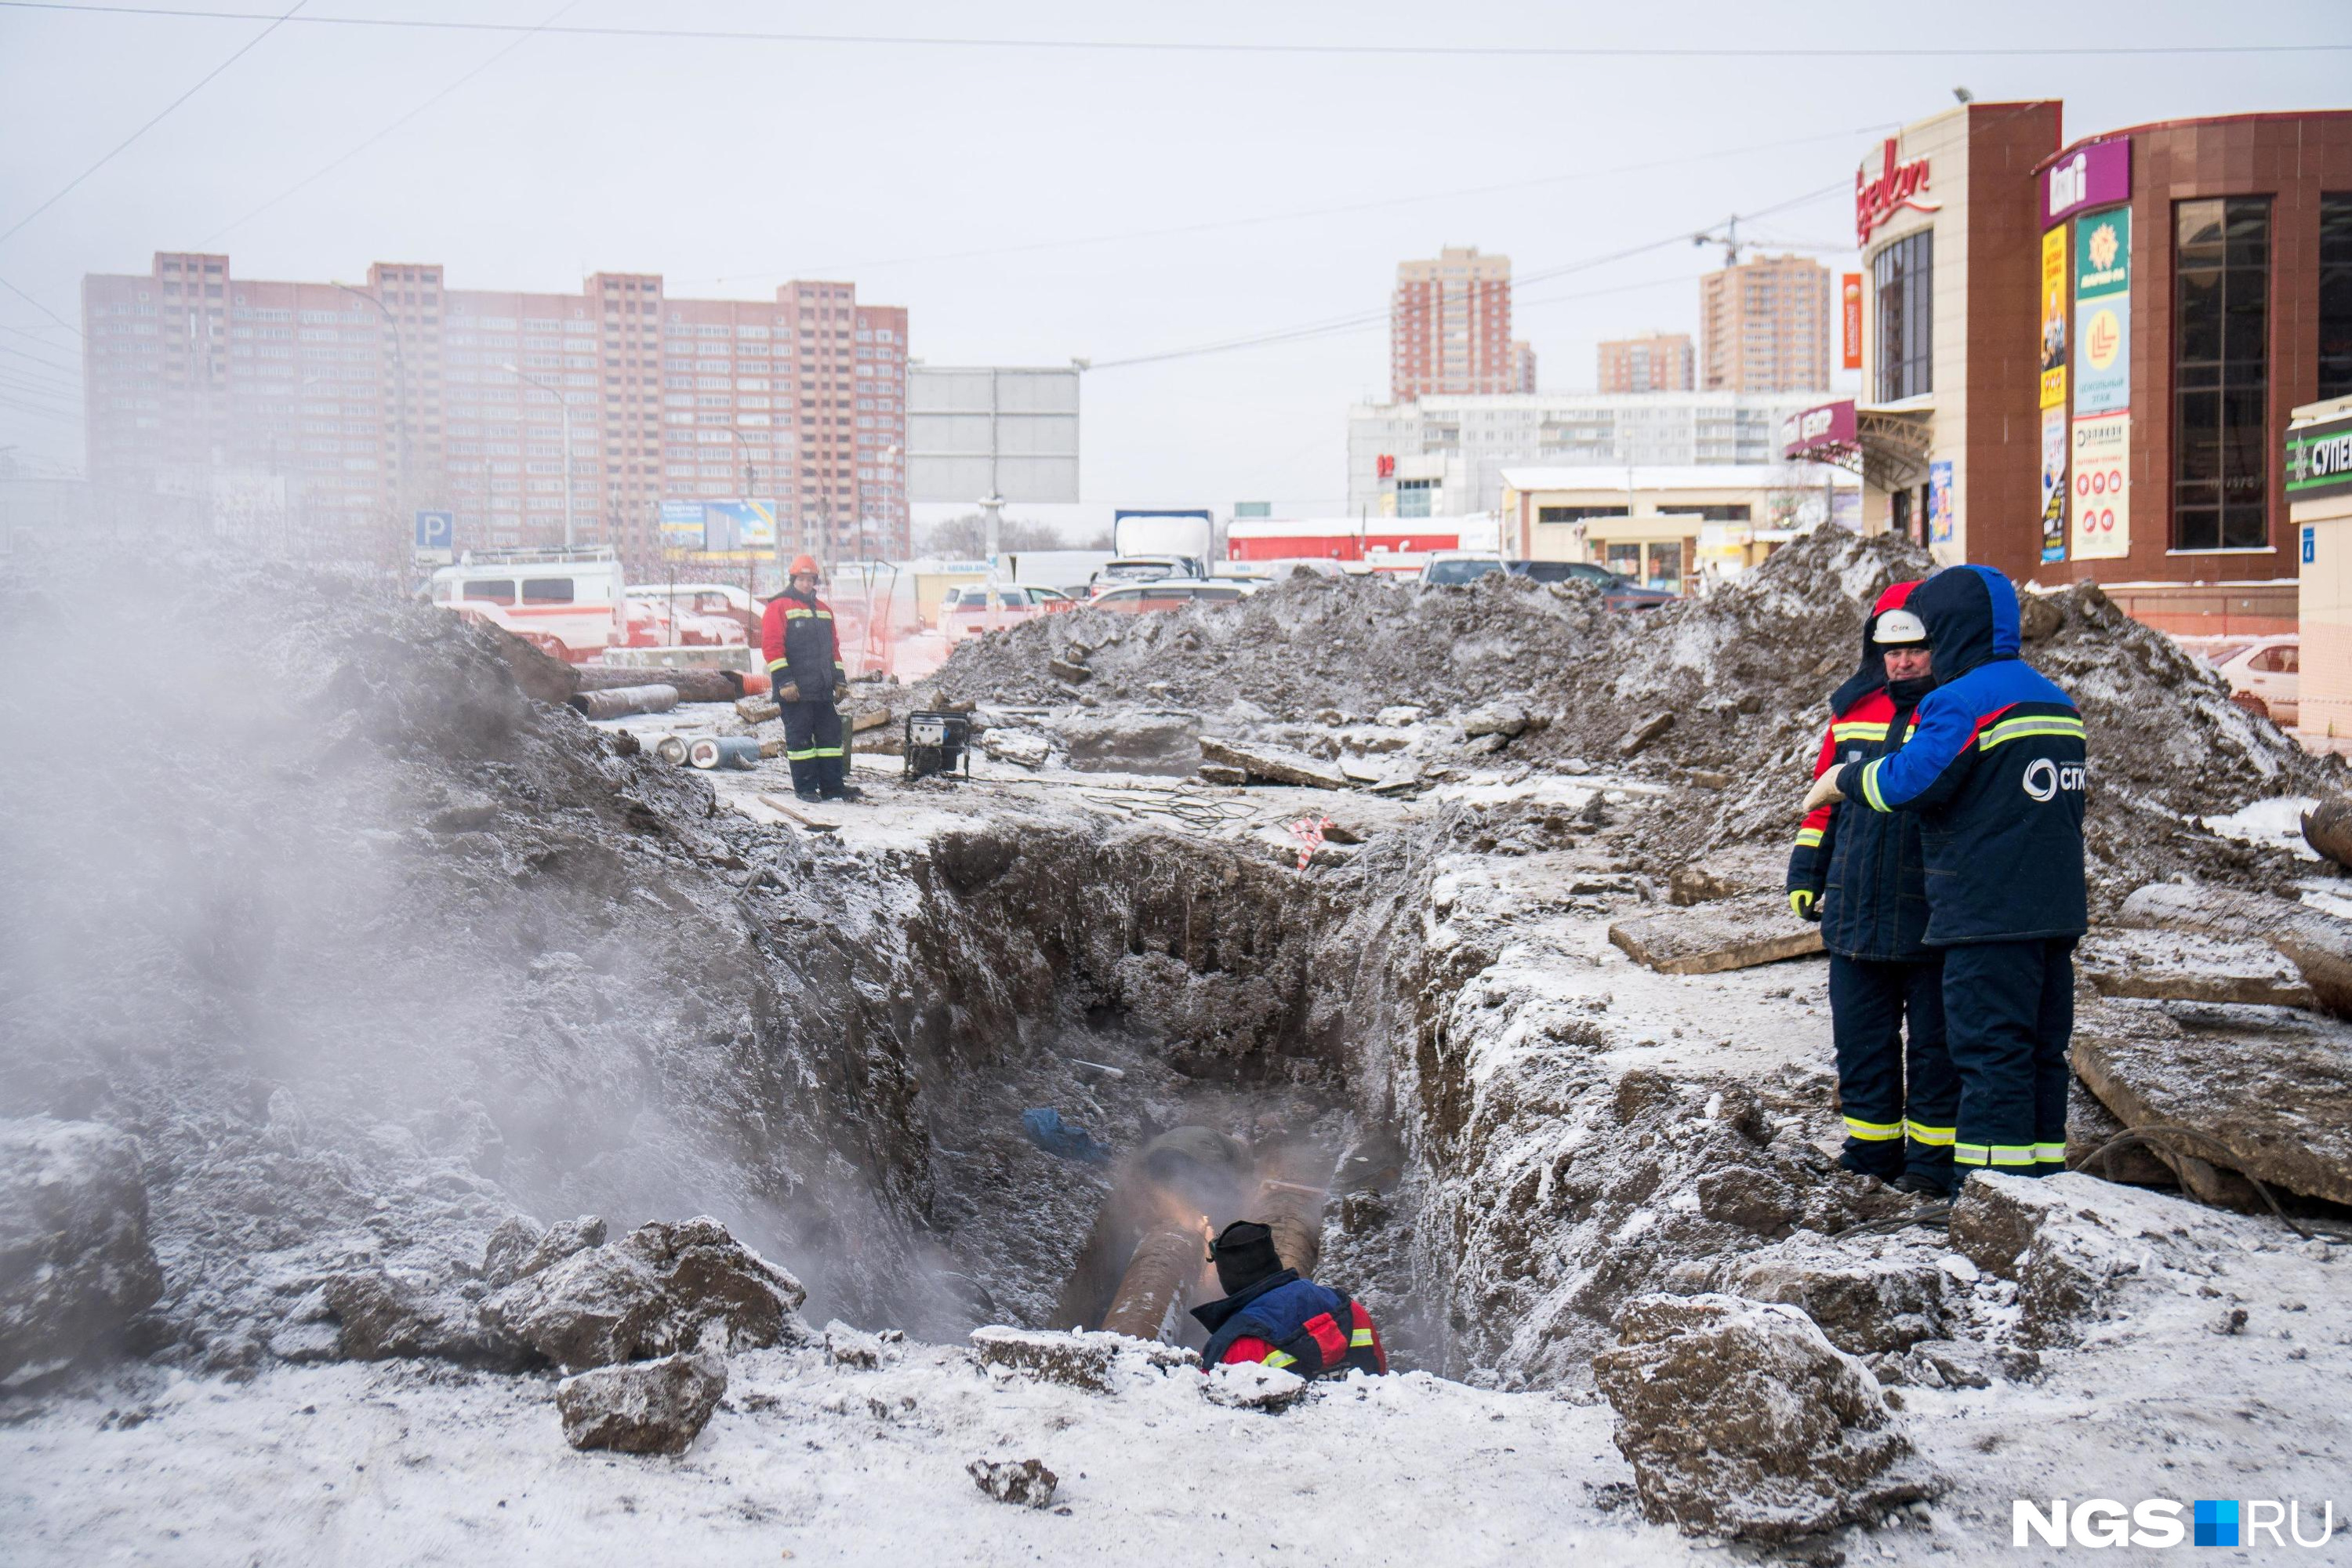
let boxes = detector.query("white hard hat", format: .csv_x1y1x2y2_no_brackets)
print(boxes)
1874,608,1928,648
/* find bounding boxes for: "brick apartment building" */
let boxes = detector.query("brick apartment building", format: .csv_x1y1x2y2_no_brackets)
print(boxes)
79,253,910,573
1390,245,1536,401
1699,253,1831,394
1597,331,1695,393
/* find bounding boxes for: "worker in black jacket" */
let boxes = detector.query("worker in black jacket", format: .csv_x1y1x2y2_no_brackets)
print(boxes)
1788,579,1959,1196
1802,565,2087,1180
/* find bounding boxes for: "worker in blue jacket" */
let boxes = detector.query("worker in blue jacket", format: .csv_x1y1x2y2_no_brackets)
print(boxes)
1800,564,2086,1180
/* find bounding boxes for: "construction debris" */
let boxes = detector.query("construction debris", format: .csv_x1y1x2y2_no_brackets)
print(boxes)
2118,881,2352,1017
735,694,781,724
554,1348,728,1454
1592,1292,1939,1541
575,666,743,704
967,1457,1058,1508
1198,735,1353,790
1608,892,1824,975
1617,713,1673,758
2075,927,2318,1008
0,1117,163,1387
687,736,762,770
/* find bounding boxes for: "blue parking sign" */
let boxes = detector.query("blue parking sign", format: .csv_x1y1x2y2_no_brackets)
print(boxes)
2305,524,2318,566
415,510,455,550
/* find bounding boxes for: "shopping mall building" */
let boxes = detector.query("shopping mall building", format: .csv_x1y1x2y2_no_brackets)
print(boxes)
1788,102,2351,634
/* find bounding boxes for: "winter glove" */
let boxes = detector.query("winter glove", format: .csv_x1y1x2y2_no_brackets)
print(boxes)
833,680,851,703
1801,771,1845,814
1789,889,1820,921
775,681,801,704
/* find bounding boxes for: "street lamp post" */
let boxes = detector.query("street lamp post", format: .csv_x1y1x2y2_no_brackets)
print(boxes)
331,281,408,555
503,361,575,548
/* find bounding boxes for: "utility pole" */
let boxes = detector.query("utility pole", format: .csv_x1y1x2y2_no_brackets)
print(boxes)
502,362,574,547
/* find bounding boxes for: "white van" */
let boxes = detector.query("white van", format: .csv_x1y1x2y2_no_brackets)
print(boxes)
428,546,626,662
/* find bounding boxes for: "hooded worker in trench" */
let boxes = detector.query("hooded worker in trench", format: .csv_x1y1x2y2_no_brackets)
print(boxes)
760,555,858,803
1190,1220,1388,1379
1787,580,1961,1196
1800,565,2088,1182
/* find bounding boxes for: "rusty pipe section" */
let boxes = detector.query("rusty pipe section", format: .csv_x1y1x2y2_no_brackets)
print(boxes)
1099,1222,1203,1340
1252,1178,1329,1278
566,683,679,720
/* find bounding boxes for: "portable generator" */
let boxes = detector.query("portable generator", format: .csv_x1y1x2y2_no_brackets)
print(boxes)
904,710,973,781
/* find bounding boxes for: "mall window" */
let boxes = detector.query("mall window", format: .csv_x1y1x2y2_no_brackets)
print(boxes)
1537,505,1628,524
2173,197,2271,552
1872,230,1932,403
2321,194,2352,401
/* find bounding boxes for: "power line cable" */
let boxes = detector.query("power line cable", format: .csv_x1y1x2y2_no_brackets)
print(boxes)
0,274,83,339
4,4,2343,57
692,122,1896,285
0,342,82,377
0,0,307,249
201,0,578,244
1088,180,1845,371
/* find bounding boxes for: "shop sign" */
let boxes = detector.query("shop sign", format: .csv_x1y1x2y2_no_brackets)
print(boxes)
1780,398,1856,461
2071,413,2131,561
1928,460,1955,546
2073,206,2132,417
1841,274,1863,371
2042,139,2132,228
2038,227,2069,411
1854,137,1938,247
2040,408,2068,562
2286,412,2352,502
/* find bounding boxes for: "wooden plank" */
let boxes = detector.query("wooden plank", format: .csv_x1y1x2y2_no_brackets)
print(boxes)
755,793,839,833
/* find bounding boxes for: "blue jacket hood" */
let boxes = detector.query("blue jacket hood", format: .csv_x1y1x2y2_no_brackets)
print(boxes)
1907,564,2020,684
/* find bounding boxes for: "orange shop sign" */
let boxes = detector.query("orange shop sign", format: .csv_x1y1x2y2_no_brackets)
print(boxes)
1854,137,1939,247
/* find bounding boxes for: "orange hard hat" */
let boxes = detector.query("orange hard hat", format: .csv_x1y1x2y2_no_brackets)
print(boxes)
788,554,819,577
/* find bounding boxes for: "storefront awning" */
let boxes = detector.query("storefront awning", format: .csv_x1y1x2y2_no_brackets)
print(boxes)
1781,398,1933,494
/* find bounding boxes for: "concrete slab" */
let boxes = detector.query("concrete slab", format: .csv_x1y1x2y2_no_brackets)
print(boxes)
2076,927,2317,1009
1607,892,1824,976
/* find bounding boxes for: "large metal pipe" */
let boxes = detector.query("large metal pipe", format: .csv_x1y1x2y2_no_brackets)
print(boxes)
574,666,745,703
1100,1223,1204,1341
566,684,679,720
1252,1178,1328,1278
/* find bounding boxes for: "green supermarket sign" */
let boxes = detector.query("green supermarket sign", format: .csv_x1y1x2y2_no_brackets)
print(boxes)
2288,413,2352,501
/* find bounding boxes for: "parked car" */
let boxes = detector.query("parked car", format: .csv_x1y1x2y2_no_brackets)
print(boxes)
622,598,746,648
1417,554,1676,610
429,546,626,662
940,583,1077,640
1088,556,1198,596
1089,579,1259,614
627,583,759,643
2209,634,2298,724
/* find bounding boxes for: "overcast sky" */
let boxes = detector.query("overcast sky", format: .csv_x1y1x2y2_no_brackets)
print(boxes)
1,0,2346,533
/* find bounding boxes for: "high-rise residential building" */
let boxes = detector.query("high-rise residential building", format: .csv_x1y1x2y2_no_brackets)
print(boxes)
1389,246,1530,401
1698,254,1831,394
79,253,910,574
1597,332,1695,394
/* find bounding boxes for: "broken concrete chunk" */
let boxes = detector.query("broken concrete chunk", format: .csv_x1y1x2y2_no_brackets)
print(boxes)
484,1216,806,1373
1593,1293,1938,1541
1198,736,1354,790
967,1457,1058,1508
2065,1076,2174,1185
979,728,1051,769
513,1215,608,1285
1461,702,1530,739
1203,1359,1309,1411
2118,880,2352,1018
2071,999,2352,1207
2075,927,2316,1009
1947,1173,2159,1347
1196,763,1248,786
1666,865,1741,906
1374,705,1425,727
823,1321,904,1369
1617,713,1673,758
1608,892,1824,975
734,695,780,724
481,1217,543,1287
0,1117,164,1388
1718,1233,1956,1356
1048,657,1091,684
555,1348,727,1455
968,1326,1156,1391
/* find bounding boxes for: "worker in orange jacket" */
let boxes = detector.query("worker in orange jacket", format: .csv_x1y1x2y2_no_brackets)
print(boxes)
760,555,855,801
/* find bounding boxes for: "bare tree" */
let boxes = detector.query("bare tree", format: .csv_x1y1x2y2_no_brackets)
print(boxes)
918,511,1073,557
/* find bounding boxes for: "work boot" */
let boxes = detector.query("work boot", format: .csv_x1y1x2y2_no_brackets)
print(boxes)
794,787,823,804
1889,1171,1951,1200
824,783,866,802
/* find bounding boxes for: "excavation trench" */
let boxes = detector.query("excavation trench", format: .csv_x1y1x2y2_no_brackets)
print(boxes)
760,817,1441,1364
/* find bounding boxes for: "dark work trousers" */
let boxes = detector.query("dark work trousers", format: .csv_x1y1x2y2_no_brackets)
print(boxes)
1940,937,2077,1179
1826,953,1959,1189
775,691,844,798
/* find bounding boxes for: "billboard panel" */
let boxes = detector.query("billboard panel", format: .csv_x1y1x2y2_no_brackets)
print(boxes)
906,365,1080,504
658,498,778,554
2071,413,2130,561
2038,226,2068,410
2073,207,2131,416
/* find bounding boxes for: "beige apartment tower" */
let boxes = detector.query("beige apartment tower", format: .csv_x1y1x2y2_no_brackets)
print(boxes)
1699,254,1832,394
1598,332,1695,394
1391,245,1534,401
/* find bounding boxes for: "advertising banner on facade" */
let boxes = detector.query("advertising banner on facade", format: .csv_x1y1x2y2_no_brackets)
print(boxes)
1841,274,1863,371
2073,207,2132,416
658,499,778,554
1928,459,1955,546
2071,413,2131,560
2042,138,2132,229
2038,227,2068,410
1780,398,1857,462
2287,411,2352,503
2041,408,2069,562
